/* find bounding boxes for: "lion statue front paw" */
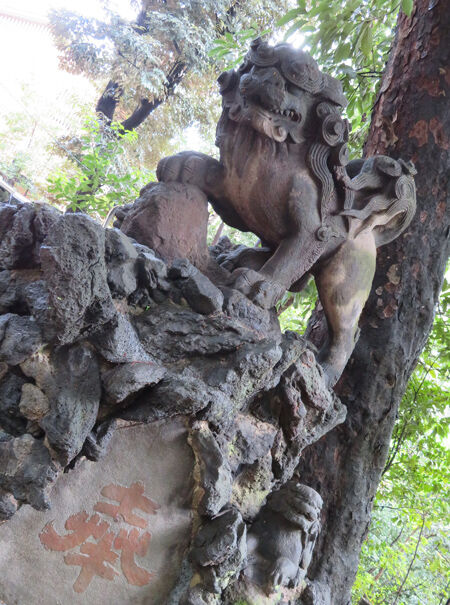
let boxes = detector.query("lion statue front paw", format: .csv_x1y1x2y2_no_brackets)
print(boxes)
267,556,299,592
228,268,284,309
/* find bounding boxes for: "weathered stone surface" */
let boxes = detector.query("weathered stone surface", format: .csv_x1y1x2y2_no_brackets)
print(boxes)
222,286,280,335
189,422,233,517
189,508,247,594
40,213,116,344
119,337,286,432
0,372,27,436
102,361,166,404
20,280,51,335
0,203,60,274
39,344,101,466
132,302,268,364
170,259,224,315
20,351,52,390
0,270,17,313
33,203,61,244
0,489,18,521
19,383,50,421
135,246,169,290
0,270,49,320
230,453,274,520
0,419,194,605
120,368,230,425
105,228,138,297
119,181,210,271
90,313,152,363
179,586,211,605
0,314,42,365
168,258,196,280
79,420,117,462
202,340,281,429
0,434,59,510
0,361,7,381
0,203,36,269
228,413,278,470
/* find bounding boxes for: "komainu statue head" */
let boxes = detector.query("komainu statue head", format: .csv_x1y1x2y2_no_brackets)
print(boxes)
217,37,348,147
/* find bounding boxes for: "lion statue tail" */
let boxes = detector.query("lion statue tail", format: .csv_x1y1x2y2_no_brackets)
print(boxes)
340,161,417,248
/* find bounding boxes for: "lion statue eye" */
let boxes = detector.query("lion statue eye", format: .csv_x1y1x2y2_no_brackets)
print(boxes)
217,70,238,94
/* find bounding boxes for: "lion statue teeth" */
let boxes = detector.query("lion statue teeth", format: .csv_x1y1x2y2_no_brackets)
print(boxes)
157,38,416,387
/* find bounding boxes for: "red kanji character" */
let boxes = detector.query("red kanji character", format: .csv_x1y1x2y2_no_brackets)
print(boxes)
64,531,119,593
39,512,109,551
94,482,159,528
114,528,153,586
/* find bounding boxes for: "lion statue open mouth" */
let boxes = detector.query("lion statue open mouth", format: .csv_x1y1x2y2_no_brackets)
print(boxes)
156,38,416,386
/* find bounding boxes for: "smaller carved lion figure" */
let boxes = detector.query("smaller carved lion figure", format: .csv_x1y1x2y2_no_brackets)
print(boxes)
246,481,323,594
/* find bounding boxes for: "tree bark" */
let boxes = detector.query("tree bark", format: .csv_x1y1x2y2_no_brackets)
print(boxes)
96,80,122,123
298,1,450,602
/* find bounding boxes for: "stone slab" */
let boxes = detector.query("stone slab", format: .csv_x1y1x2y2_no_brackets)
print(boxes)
0,418,194,605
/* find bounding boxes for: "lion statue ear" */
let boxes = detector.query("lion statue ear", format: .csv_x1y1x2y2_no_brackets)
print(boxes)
217,70,239,94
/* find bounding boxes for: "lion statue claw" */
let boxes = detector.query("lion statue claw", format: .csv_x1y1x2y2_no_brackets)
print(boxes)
157,38,416,386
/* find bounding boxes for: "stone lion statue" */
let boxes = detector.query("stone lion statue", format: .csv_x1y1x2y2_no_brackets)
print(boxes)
245,481,323,593
156,38,417,386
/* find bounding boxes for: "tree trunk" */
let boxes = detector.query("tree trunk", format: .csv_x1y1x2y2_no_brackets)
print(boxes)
298,1,449,602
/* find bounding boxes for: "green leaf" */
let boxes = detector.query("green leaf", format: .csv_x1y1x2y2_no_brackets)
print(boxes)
401,0,414,17
360,22,373,58
284,19,307,41
276,8,301,27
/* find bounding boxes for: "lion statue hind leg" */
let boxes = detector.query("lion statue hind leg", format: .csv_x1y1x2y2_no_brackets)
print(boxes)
313,231,377,386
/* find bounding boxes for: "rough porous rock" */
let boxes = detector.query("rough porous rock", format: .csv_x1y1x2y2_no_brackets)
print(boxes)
40,212,116,343
188,508,247,594
0,433,59,510
132,302,270,364
39,344,101,465
0,313,42,365
0,372,27,436
0,203,36,269
105,228,138,296
102,361,166,404
90,312,153,363
79,419,117,461
170,259,224,315
19,383,50,421
0,488,18,520
189,422,233,516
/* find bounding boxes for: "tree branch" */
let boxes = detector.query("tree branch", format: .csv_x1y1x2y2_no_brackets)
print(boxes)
211,221,225,246
392,516,426,605
120,59,188,132
96,80,123,123
277,295,295,317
